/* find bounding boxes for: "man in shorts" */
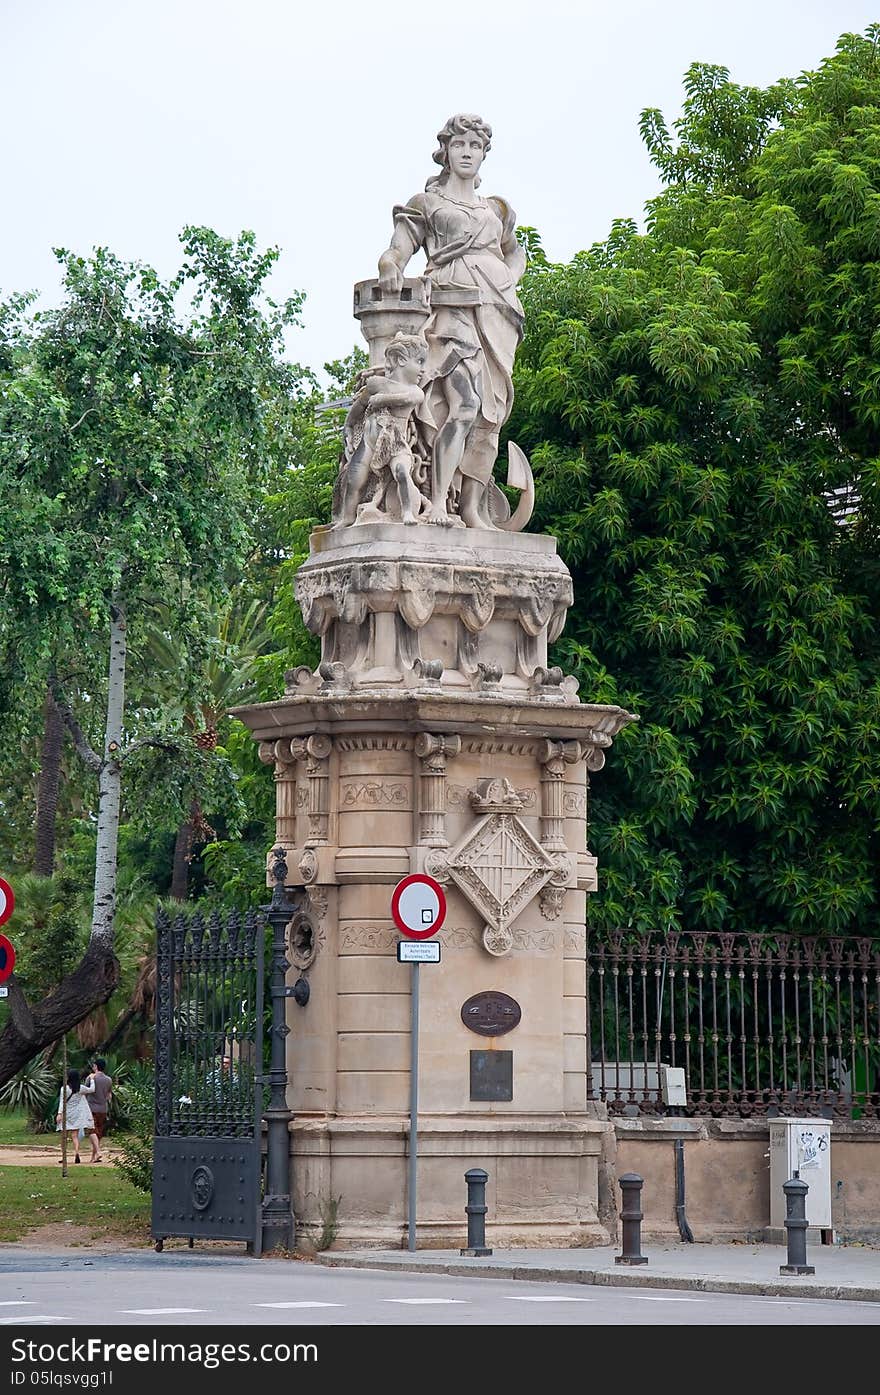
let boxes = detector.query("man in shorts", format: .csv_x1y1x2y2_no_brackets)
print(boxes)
87,1058,112,1142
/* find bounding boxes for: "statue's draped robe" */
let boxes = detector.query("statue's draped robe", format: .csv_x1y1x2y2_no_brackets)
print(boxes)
391,188,524,483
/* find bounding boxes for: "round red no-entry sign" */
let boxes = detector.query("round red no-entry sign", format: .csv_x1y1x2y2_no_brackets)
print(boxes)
0,877,13,929
0,935,15,984
391,874,447,940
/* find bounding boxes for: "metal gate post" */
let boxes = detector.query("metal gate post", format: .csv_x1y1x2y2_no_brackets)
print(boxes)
260,847,297,1253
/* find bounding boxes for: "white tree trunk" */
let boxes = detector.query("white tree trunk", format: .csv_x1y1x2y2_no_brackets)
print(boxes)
90,601,127,950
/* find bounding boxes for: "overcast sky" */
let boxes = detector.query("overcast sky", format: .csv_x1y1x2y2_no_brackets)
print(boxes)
3,1,878,378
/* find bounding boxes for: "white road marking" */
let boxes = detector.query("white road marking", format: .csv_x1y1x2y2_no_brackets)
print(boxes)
0,1315,64,1324
254,1301,343,1308
506,1295,595,1302
385,1298,466,1305
120,1308,206,1315
0,1301,33,1306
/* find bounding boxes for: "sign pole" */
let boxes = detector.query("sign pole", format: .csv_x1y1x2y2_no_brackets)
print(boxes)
391,873,446,1255
408,960,420,1253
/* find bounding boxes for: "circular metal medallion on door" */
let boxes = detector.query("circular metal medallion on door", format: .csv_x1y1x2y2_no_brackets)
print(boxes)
460,990,521,1037
190,1165,215,1211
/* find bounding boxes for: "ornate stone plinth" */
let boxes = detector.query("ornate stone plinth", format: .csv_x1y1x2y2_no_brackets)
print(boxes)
293,523,575,695
233,688,634,1248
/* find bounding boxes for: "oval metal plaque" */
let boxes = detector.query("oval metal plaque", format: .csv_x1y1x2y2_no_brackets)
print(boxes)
460,991,521,1037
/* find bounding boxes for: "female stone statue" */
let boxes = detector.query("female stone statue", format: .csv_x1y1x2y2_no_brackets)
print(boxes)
377,113,528,528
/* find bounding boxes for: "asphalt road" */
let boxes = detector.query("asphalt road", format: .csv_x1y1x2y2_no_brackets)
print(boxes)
1,1250,879,1325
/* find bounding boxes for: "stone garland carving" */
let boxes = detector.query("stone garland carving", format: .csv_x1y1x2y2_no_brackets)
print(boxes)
339,926,398,952
340,781,410,809
338,924,558,953
414,733,461,847
290,735,332,845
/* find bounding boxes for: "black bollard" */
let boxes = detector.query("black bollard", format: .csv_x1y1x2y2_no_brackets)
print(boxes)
460,1168,492,1257
615,1172,648,1266
779,1176,815,1275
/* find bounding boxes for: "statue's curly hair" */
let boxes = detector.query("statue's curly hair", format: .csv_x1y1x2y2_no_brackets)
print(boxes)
385,330,428,368
427,113,492,189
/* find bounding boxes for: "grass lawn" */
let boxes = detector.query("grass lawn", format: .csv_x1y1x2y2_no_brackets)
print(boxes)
0,1109,134,1149
0,1165,151,1243
0,1110,46,1146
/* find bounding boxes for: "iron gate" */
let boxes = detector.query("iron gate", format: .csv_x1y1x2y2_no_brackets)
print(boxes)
152,906,265,1252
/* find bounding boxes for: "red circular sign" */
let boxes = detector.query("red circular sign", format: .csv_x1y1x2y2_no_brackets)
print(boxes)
391,874,447,940
0,934,15,984
0,876,13,929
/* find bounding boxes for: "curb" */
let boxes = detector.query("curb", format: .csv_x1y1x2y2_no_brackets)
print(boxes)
313,1253,880,1303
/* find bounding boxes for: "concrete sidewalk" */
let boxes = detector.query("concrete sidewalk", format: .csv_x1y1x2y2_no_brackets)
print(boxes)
315,1240,880,1303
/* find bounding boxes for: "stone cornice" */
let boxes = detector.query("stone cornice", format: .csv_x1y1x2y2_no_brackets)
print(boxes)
232,692,637,746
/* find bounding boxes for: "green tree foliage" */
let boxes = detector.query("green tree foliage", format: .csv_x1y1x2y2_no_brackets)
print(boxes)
511,28,880,935
0,228,307,1082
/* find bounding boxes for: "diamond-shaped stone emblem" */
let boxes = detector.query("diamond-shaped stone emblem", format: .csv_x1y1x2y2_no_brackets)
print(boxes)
445,812,555,931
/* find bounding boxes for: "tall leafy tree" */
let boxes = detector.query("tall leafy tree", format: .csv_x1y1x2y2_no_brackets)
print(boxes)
511,27,880,936
0,229,305,1083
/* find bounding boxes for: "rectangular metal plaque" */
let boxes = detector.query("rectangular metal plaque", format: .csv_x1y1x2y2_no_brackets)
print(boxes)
397,941,441,963
470,1049,513,1102
0,986,7,998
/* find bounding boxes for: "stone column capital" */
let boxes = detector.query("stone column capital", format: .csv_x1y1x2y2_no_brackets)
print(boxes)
536,738,582,769
414,732,462,764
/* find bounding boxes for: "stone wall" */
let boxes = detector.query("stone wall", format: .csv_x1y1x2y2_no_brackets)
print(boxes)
605,1117,880,1244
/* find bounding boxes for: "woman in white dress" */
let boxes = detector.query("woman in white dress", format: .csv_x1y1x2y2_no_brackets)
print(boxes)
56,1068,100,1164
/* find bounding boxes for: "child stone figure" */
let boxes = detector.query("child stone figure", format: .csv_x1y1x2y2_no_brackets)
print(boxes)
334,332,430,526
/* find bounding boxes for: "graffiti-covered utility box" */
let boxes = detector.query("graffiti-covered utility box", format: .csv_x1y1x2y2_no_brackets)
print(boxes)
769,1118,832,1229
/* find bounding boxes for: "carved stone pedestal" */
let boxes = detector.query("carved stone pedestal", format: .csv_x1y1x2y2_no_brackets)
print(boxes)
293,523,575,694
234,679,634,1249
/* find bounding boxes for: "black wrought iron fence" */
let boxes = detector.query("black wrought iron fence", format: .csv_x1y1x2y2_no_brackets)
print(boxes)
586,930,880,1118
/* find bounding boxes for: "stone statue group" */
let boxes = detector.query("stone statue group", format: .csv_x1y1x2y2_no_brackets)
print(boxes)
333,113,534,534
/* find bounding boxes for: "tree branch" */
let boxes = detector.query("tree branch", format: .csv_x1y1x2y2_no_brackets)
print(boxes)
50,681,102,773
68,406,98,434
117,737,182,763
5,977,35,1043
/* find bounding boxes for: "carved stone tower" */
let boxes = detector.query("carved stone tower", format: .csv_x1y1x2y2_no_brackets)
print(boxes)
234,115,636,1247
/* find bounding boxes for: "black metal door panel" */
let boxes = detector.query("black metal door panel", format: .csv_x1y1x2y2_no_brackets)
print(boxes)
153,1137,262,1244
152,907,265,1252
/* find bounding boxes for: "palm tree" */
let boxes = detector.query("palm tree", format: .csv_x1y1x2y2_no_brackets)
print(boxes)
144,597,270,900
